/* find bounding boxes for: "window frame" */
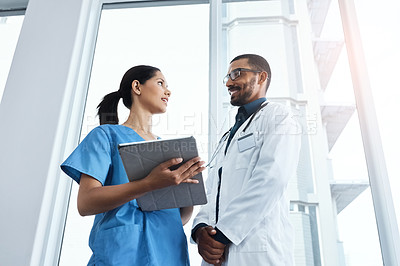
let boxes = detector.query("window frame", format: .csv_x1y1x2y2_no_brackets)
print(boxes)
41,0,223,265
43,0,400,264
1,0,396,264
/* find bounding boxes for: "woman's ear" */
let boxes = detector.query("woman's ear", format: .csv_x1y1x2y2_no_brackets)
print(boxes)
131,80,141,95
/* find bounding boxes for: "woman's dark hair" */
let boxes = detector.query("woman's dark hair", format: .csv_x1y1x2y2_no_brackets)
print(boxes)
230,54,272,91
97,65,160,125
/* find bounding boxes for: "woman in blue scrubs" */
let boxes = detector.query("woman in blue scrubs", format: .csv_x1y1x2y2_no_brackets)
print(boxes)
61,65,205,266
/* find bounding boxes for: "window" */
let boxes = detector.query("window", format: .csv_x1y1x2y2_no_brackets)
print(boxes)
1,0,397,265
59,3,209,265
321,1,384,264
58,1,398,265
0,16,24,101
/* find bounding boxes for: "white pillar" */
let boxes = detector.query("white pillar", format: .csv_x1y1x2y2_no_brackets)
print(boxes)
208,0,224,156
295,0,341,264
0,0,99,265
338,0,400,265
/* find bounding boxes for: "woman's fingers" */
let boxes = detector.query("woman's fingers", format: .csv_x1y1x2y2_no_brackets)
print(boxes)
148,157,205,188
179,161,206,181
182,178,199,184
159,157,184,169
174,157,201,173
166,156,205,179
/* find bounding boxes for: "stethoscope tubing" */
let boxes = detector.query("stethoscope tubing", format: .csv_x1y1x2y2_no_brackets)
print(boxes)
206,102,269,167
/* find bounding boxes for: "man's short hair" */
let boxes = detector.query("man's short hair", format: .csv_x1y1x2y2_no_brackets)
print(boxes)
231,54,271,90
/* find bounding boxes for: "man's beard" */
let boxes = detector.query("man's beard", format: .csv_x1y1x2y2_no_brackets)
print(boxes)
230,77,256,106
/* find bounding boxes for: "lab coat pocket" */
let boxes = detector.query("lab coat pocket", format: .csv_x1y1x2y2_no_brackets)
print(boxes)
93,224,148,265
237,133,256,152
235,133,256,169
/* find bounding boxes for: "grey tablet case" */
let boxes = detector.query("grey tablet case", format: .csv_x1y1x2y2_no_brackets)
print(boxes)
118,136,207,211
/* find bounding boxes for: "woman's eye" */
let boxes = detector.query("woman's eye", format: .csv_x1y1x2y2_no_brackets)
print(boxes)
158,81,163,86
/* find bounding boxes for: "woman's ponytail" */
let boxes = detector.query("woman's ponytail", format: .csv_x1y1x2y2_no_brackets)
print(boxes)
97,91,121,125
96,65,160,125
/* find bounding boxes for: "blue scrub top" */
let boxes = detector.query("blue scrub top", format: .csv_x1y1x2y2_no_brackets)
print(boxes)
61,124,190,266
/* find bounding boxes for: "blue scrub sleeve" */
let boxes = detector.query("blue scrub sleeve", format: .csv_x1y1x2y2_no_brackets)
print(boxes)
61,127,112,185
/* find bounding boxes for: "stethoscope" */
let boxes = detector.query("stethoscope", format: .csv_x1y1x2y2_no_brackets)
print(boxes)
206,101,269,167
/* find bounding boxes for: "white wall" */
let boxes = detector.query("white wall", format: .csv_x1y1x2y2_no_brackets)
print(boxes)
0,0,93,264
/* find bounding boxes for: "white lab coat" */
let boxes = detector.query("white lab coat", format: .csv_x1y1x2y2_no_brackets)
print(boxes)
192,102,301,266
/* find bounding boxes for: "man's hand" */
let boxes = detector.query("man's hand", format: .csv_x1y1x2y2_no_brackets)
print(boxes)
195,226,226,265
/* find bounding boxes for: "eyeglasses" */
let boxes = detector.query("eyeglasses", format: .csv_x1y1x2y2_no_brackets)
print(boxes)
223,68,261,84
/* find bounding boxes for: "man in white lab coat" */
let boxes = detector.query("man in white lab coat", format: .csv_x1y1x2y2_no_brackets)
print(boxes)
191,54,301,266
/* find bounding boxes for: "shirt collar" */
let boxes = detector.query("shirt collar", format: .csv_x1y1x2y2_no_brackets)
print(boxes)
239,97,267,117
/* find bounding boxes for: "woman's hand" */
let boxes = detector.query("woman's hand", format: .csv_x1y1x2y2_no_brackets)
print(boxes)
77,157,205,216
144,157,205,191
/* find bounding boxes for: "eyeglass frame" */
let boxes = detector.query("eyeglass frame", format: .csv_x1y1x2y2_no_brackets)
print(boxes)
223,68,262,84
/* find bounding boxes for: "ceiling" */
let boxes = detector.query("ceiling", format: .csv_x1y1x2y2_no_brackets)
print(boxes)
0,0,28,11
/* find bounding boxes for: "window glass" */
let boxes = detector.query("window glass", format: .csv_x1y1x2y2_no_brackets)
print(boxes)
223,0,387,265
0,16,24,101
59,4,209,265
322,1,383,265
58,0,398,265
353,0,400,239
222,1,319,265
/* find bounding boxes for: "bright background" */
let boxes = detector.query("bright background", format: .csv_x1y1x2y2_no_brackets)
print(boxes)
0,0,399,265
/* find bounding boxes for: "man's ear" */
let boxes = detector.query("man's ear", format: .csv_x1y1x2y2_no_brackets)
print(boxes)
131,80,141,95
258,71,268,85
